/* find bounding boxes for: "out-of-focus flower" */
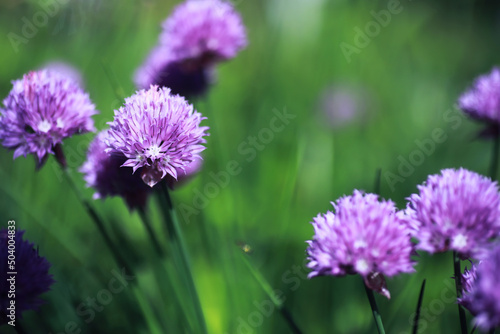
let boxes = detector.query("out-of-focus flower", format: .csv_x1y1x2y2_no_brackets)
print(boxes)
106,85,209,187
0,229,54,324
160,0,247,64
306,190,415,298
135,0,246,99
459,67,500,134
406,168,500,259
459,245,500,331
134,46,214,99
317,84,372,129
0,70,98,168
80,131,152,210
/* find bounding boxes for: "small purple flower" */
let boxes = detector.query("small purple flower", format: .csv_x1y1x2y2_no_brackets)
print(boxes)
407,168,500,259
134,46,214,99
0,70,98,167
160,0,247,64
318,84,373,129
106,85,209,187
461,261,478,294
80,131,152,210
306,190,415,298
1,229,54,324
459,67,500,126
459,245,500,331
457,261,478,312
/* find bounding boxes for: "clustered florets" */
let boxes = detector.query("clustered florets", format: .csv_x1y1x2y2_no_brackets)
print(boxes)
0,229,54,323
307,168,500,306
406,168,500,259
105,85,209,188
135,0,247,98
459,67,500,126
0,70,97,166
459,246,500,331
307,190,415,298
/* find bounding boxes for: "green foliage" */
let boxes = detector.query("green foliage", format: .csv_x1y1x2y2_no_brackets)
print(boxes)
0,0,497,333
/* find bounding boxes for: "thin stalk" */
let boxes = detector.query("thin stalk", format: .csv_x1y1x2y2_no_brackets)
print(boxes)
100,59,126,101
157,182,207,334
138,207,164,257
280,308,304,334
453,251,468,334
61,167,133,276
240,252,304,334
490,131,500,180
364,282,386,334
366,168,385,334
412,279,427,334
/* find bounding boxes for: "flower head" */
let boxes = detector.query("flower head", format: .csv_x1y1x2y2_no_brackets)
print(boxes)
407,168,500,259
459,67,500,126
318,84,372,129
106,85,209,187
0,229,54,323
457,261,478,312
134,46,214,99
461,261,478,294
0,70,98,166
160,0,247,64
459,245,500,331
80,131,152,210
306,190,415,298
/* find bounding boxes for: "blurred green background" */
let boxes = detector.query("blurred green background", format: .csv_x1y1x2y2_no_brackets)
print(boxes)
1,0,500,333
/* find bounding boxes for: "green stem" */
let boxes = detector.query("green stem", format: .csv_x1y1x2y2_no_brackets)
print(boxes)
158,182,207,334
453,252,468,334
138,207,164,257
61,167,134,276
240,252,303,334
364,282,386,334
100,59,126,101
280,308,304,334
490,132,500,180
412,279,426,334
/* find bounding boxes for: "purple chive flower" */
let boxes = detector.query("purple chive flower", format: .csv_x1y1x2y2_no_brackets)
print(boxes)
106,85,209,188
1,229,54,324
306,190,415,299
457,261,478,312
0,70,98,167
80,131,152,210
160,0,247,65
461,261,478,294
459,245,500,331
459,67,500,128
134,46,214,99
318,84,372,129
407,168,500,259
